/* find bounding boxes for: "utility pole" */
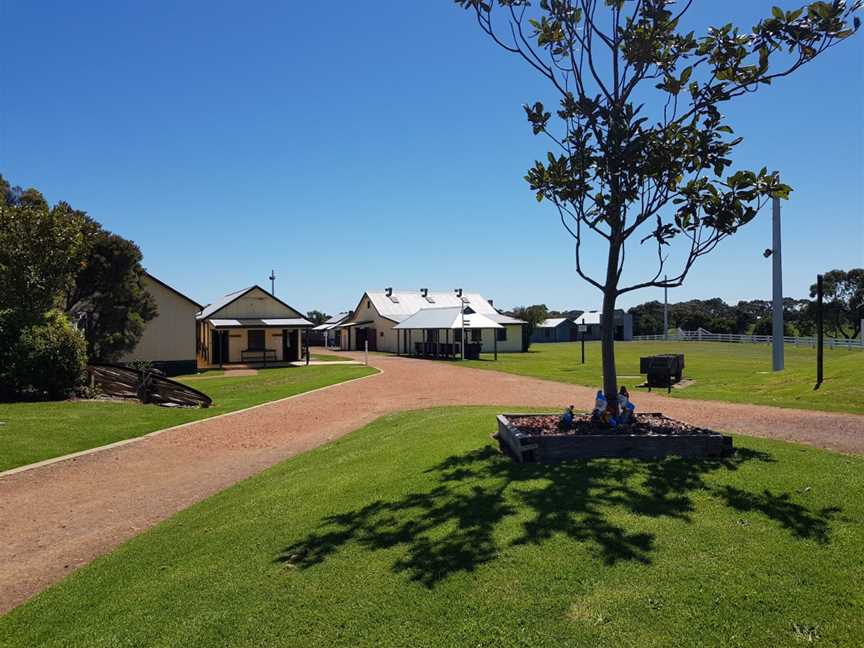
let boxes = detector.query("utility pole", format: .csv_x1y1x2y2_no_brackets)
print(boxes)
771,176,784,371
663,274,668,341
816,274,824,388
269,270,276,296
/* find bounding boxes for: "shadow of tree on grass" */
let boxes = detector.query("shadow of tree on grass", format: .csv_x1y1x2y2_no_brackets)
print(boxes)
277,445,840,587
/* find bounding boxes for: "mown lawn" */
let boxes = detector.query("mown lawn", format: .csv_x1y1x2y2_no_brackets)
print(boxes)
0,365,376,472
460,341,864,415
2,407,860,647
310,352,353,362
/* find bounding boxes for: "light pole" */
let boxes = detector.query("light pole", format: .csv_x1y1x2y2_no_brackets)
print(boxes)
269,270,276,296
771,173,784,371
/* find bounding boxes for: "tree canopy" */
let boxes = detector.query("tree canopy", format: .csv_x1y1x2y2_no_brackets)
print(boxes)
453,0,860,405
811,268,864,338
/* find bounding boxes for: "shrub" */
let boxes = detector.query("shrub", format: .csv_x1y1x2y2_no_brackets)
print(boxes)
6,310,87,400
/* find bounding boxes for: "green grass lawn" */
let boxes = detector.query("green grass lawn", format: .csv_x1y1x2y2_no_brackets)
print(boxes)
0,365,376,473
459,341,864,415
310,352,354,362
2,406,860,647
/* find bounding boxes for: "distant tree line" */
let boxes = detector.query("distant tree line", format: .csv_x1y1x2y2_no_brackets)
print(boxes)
0,175,155,400
627,270,863,338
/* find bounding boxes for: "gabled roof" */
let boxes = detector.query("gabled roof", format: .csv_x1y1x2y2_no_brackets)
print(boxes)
538,317,571,328
312,312,351,331
196,285,311,325
324,311,351,325
572,310,631,325
144,272,203,309
356,290,526,325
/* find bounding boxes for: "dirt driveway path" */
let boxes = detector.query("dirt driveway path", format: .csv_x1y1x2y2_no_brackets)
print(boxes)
1,352,861,614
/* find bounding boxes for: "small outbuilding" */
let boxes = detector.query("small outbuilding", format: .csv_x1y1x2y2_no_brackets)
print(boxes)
572,310,634,341
531,317,580,343
311,311,351,348
195,286,313,367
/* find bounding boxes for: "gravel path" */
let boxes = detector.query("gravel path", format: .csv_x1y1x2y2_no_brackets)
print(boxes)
1,352,861,614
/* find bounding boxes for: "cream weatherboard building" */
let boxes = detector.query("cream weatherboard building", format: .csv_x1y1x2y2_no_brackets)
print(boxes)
195,286,313,367
119,272,202,375
339,289,526,354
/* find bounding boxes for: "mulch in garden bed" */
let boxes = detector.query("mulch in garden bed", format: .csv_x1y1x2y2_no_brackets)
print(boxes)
511,412,716,437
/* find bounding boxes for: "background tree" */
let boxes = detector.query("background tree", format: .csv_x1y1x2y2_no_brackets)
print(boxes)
810,268,864,338
455,0,860,409
306,310,330,326
65,218,157,362
511,304,550,348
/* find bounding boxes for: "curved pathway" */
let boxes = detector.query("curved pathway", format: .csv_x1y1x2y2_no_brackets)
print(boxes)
1,352,861,614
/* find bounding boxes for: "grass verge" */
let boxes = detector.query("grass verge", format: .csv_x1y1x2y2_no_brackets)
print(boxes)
459,341,864,414
0,365,377,472
1,406,860,647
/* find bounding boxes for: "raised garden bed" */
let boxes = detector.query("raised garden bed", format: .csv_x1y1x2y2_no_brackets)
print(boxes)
494,412,732,463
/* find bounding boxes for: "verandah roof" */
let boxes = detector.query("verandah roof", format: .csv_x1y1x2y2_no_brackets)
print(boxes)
208,318,313,328
393,307,503,330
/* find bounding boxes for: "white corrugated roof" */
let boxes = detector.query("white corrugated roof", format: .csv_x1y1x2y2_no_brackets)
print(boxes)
574,312,602,325
313,312,350,330
538,317,570,328
209,318,312,327
393,306,503,330
364,290,525,324
198,287,252,320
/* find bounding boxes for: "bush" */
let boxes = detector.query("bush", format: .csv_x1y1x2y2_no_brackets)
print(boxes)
752,318,794,337
4,310,87,400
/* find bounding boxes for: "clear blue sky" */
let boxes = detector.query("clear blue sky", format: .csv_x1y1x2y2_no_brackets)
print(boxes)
2,1,861,314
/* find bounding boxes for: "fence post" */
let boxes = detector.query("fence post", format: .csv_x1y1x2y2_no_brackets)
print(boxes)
365,340,369,366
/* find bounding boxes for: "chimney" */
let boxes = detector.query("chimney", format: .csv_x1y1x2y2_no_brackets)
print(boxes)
385,287,392,297
488,299,494,307
454,288,463,297
420,288,428,298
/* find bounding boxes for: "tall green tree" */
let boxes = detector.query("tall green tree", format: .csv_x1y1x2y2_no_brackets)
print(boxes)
810,268,864,338
454,0,860,408
0,181,87,315
511,304,549,348
65,218,157,362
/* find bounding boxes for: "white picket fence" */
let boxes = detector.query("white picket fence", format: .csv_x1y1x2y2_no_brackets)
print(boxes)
633,328,864,350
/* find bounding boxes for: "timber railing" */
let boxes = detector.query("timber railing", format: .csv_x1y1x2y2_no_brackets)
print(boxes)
632,329,863,349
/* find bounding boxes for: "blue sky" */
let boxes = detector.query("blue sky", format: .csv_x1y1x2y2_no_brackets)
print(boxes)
2,1,861,315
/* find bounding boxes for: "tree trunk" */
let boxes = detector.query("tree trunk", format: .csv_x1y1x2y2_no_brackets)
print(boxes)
601,240,621,414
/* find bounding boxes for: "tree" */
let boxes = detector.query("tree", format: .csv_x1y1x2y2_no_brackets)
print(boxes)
454,0,860,409
628,300,664,334
306,310,330,326
810,268,864,338
3,309,88,400
64,218,157,362
0,185,88,315
511,304,550,348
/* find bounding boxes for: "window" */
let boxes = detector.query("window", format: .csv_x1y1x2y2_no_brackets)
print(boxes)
247,329,265,350
497,327,507,342
366,299,371,309
454,329,463,342
471,329,482,342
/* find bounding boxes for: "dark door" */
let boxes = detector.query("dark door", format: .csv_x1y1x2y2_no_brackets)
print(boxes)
282,329,297,361
212,330,229,365
366,329,377,351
